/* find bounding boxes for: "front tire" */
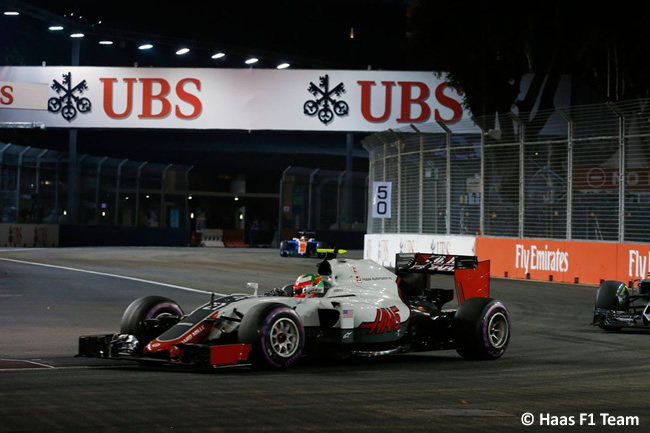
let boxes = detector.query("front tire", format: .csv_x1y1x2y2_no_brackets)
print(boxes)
594,280,627,330
120,296,184,350
454,298,510,360
238,303,304,370
279,240,290,257
595,280,627,310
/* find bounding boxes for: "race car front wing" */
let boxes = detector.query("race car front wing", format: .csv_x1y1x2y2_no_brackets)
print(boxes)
592,308,649,329
77,333,251,366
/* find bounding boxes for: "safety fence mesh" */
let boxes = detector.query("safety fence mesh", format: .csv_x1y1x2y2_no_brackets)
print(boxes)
364,99,650,243
0,144,191,228
279,166,368,236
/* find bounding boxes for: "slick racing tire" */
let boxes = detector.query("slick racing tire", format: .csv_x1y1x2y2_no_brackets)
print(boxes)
279,240,290,257
454,298,511,360
120,296,184,350
238,303,305,370
595,280,627,311
594,280,627,331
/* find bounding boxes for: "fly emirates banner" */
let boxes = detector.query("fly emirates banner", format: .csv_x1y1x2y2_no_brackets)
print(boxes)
476,236,650,285
0,67,472,132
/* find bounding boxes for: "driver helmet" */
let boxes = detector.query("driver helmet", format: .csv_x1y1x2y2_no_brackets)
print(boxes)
293,273,324,298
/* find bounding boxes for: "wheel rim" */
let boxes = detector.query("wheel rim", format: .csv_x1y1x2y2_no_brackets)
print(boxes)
487,311,509,349
269,317,300,358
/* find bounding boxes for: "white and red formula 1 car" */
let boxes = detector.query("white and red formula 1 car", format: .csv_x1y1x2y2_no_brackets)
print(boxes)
78,251,511,370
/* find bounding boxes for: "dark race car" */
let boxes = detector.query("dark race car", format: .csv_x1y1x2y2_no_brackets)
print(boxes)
78,251,511,370
593,275,650,331
279,231,327,258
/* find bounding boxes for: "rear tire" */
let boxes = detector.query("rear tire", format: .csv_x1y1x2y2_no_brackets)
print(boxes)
120,296,184,350
454,298,510,360
238,303,304,370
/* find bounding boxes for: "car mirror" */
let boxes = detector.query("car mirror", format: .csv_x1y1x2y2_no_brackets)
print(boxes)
247,282,259,296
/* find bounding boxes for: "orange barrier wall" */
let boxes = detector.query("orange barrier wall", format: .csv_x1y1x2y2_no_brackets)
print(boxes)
476,236,650,286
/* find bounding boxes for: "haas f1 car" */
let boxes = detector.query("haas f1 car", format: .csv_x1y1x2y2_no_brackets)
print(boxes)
78,252,511,370
593,275,650,331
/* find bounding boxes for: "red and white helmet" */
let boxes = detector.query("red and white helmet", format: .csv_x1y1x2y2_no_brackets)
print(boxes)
293,273,324,298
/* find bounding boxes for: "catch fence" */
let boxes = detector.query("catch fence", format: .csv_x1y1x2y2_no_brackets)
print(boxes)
0,143,192,228
278,166,368,240
363,99,650,243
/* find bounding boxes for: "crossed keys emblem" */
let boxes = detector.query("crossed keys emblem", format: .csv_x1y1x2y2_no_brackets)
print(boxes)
48,72,92,122
304,74,349,125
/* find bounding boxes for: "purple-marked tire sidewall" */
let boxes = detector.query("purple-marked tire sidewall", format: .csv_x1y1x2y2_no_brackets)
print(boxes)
239,303,305,370
145,302,183,320
454,297,511,360
480,301,510,359
259,307,303,368
120,296,184,339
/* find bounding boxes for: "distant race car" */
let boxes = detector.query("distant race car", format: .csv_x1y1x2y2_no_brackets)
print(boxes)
78,251,511,370
592,275,650,330
279,231,327,258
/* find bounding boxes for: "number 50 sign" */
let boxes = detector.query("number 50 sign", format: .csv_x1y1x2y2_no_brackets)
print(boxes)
372,182,392,218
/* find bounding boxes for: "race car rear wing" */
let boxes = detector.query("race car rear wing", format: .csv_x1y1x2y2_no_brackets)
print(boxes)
395,253,490,303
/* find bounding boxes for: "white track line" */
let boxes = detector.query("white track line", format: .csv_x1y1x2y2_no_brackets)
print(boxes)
0,257,218,295
0,359,55,371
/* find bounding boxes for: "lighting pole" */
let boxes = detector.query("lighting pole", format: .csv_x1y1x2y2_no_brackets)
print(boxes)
67,38,80,223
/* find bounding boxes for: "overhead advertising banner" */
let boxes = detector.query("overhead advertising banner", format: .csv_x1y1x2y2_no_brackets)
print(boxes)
0,80,49,110
0,67,472,132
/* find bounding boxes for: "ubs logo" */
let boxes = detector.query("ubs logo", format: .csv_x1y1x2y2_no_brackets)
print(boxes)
48,72,92,122
304,74,348,125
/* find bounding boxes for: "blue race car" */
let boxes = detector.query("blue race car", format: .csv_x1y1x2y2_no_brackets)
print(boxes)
279,231,328,258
